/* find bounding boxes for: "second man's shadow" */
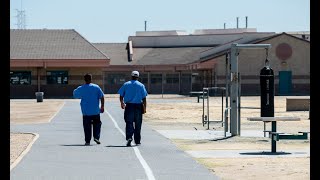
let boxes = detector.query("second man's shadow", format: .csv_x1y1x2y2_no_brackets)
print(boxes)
106,145,138,147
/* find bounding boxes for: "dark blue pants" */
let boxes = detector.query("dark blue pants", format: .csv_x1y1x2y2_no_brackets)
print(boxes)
83,115,101,143
124,103,143,143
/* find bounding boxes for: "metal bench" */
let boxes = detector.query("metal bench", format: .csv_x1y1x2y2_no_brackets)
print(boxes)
251,117,300,137
267,131,309,141
189,91,207,103
247,116,306,153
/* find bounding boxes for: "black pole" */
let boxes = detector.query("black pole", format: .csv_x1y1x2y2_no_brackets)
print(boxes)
222,89,224,127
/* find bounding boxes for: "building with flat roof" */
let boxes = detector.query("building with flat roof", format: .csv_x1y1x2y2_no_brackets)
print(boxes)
95,29,309,95
10,28,310,98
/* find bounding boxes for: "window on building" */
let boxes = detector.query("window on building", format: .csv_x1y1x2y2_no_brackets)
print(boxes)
139,73,148,84
151,74,162,84
107,73,127,85
10,71,31,85
166,73,179,84
181,73,191,83
46,71,68,84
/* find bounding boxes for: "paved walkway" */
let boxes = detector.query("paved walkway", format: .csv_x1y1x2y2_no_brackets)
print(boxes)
10,101,220,180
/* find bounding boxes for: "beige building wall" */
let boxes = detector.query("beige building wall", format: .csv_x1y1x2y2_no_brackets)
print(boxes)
213,55,227,85
239,34,310,77
212,34,310,95
69,68,103,86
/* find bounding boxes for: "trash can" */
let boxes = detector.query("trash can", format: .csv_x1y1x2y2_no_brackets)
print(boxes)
35,92,44,102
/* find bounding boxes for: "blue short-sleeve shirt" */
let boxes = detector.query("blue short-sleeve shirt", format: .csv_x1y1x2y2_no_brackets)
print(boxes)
73,83,104,115
117,80,148,104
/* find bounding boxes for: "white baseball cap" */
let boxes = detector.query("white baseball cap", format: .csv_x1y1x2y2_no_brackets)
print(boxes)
131,71,139,77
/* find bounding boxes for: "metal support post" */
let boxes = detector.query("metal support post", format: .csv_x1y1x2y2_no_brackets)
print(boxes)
271,121,277,153
225,53,230,134
238,72,241,136
221,90,224,127
207,88,210,130
229,43,272,136
202,87,227,130
202,88,205,126
230,44,239,136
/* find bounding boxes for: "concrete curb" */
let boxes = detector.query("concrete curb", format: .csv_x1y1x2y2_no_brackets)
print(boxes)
10,132,39,171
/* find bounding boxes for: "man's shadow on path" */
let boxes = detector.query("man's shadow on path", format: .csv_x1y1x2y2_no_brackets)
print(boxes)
60,144,95,146
106,145,138,147
60,144,138,147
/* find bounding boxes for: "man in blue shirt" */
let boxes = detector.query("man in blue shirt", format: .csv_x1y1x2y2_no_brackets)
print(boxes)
73,73,105,146
118,71,148,146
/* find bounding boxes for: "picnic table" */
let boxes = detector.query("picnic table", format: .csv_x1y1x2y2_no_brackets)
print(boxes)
247,116,304,153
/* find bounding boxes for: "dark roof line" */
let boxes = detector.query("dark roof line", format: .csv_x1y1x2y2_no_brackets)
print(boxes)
132,45,218,48
200,37,244,54
93,42,127,45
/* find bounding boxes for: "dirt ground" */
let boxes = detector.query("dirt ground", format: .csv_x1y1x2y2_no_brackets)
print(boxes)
10,99,65,167
10,95,310,180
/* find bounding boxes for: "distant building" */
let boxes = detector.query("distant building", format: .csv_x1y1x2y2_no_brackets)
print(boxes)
94,29,309,95
10,28,309,98
10,29,110,98
198,32,310,95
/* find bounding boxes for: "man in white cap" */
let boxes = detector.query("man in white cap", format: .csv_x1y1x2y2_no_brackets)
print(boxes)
117,71,148,146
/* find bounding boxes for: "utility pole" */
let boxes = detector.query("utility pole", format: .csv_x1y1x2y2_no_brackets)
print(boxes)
236,17,239,28
144,21,147,31
245,16,248,28
15,0,26,29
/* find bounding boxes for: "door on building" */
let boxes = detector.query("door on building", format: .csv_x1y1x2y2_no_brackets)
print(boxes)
278,71,292,95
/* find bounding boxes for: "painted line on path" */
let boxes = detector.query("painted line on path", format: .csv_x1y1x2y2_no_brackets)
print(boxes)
105,111,156,180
